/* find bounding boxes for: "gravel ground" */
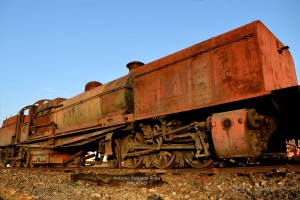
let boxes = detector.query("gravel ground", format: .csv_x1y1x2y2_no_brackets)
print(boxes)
0,167,299,200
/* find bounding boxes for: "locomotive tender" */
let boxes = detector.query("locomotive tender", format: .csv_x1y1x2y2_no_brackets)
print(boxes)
0,20,299,168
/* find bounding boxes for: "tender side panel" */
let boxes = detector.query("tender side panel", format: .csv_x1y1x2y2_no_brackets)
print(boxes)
209,33,264,102
134,21,270,120
256,22,298,90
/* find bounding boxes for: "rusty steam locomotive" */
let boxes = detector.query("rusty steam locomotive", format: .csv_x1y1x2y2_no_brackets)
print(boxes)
0,20,299,168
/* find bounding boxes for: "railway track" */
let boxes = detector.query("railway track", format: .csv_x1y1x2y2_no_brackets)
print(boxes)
1,164,299,199
2,164,300,175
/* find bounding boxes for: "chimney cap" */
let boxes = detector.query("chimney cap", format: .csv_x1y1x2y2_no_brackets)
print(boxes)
85,81,102,91
126,61,145,71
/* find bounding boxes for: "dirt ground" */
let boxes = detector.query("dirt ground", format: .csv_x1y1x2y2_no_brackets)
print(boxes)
0,168,299,200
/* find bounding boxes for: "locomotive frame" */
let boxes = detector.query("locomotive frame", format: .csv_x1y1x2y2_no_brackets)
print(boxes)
0,20,299,169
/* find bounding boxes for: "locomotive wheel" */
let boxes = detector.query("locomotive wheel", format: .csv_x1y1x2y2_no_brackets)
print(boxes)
10,160,16,167
0,157,5,167
107,144,121,168
0,151,4,167
23,150,30,168
0,151,8,167
121,133,144,169
150,151,176,169
15,160,22,167
182,151,213,168
10,150,16,167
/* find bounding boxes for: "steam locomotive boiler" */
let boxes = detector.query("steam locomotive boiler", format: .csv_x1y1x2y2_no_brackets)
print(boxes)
0,20,299,168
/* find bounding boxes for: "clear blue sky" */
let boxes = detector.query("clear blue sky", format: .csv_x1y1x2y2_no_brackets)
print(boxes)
0,0,299,125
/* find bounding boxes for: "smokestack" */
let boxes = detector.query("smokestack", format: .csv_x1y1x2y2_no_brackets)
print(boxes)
126,61,145,71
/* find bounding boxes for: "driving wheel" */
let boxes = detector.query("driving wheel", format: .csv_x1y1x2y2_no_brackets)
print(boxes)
182,151,213,168
121,133,144,169
150,151,176,169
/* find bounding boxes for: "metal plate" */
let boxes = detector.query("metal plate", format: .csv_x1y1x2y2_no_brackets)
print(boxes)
211,109,256,158
133,21,297,120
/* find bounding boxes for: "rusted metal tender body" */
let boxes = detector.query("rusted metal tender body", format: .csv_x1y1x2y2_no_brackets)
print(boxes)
134,20,297,120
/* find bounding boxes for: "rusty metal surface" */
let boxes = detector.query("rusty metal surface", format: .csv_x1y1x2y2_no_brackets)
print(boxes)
54,113,131,135
85,81,102,92
52,124,125,148
133,20,298,120
2,116,18,127
29,149,72,165
211,109,258,158
126,61,145,71
0,119,17,146
55,74,133,131
256,23,297,90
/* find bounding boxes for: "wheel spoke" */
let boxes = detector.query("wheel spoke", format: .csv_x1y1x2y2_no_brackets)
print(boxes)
10,160,16,167
107,145,120,168
15,160,22,167
150,151,176,169
10,149,16,167
121,133,144,169
23,150,30,168
182,151,213,168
